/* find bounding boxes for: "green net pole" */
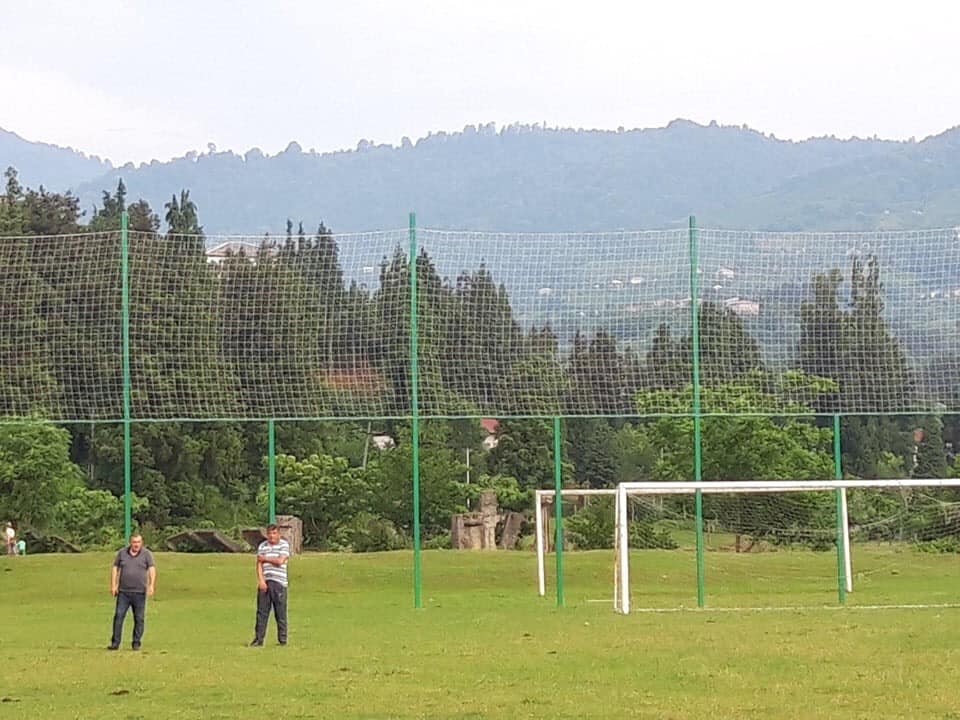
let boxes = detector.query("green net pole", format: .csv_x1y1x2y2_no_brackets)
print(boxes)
833,413,847,604
689,215,705,608
268,419,276,524
409,211,423,609
553,416,565,608
120,211,132,539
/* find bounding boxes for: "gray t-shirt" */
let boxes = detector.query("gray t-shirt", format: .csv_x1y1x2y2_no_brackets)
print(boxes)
114,547,155,593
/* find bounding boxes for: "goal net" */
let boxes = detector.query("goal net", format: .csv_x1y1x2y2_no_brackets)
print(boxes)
614,480,960,612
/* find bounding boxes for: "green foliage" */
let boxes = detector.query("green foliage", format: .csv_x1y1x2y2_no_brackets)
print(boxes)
265,452,372,548
332,512,406,553
1,166,956,550
842,416,912,479
467,474,529,513
915,537,959,554
365,423,469,539
53,486,147,548
567,418,618,488
0,422,84,528
563,497,677,550
92,422,257,528
634,374,835,546
486,419,573,491
636,372,835,485
913,416,949,479
609,423,656,485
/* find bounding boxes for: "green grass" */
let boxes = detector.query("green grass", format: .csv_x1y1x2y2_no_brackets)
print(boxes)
1,548,959,719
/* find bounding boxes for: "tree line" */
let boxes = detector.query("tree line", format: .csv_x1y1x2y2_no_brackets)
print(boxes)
1,168,957,551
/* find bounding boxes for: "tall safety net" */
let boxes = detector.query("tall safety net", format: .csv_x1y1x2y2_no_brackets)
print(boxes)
4,226,960,421
2,221,959,609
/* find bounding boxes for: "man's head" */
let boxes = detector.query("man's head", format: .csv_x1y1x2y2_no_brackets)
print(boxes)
266,524,280,544
129,534,143,553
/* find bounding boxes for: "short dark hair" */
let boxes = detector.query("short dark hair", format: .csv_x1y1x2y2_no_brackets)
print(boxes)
266,524,279,532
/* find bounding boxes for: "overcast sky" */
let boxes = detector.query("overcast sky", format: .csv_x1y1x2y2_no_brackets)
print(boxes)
1,0,958,165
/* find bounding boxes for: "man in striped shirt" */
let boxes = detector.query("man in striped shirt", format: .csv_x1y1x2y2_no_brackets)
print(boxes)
250,524,290,646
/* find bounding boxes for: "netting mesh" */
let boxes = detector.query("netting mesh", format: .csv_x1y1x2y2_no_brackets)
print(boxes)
0,232,121,421
128,229,408,419
697,228,960,413
614,485,960,609
416,229,690,416
2,225,960,421
617,488,960,549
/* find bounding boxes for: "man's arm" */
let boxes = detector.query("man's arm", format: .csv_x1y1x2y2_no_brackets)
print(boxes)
147,566,156,597
256,555,267,590
110,565,119,596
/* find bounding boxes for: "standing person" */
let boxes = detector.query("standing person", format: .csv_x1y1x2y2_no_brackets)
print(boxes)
108,533,156,650
250,524,289,646
4,522,14,556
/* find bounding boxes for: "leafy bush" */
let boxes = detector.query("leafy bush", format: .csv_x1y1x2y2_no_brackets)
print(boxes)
422,533,451,550
466,474,530,513
53,486,148,549
333,512,407,553
916,537,960,554
564,497,677,550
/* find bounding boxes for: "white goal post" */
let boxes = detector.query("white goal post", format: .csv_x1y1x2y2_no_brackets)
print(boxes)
614,479,960,614
534,488,617,597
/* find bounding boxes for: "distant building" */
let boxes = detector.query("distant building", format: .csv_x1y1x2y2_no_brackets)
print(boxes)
205,240,265,265
480,418,499,450
723,297,760,317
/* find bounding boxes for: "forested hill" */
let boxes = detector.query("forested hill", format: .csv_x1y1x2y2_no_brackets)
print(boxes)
5,120,960,234
0,127,113,192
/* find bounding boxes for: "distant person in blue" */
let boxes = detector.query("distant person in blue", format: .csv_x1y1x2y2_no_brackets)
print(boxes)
250,524,290,646
108,533,156,650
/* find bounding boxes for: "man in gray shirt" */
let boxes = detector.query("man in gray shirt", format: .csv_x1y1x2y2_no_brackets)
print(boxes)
108,533,156,650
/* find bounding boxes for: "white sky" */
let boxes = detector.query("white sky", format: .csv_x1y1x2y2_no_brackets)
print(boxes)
1,0,957,165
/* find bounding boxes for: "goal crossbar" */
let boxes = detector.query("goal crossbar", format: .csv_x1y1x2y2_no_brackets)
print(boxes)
618,479,960,494
615,478,960,614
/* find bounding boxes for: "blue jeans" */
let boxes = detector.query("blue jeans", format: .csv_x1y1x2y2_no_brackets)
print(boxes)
111,591,147,647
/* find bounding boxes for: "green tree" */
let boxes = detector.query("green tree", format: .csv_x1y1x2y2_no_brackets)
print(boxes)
365,421,468,538
0,167,27,235
164,189,202,235
567,418,618,488
264,452,373,547
797,269,845,412
635,372,836,545
0,422,84,528
913,416,948,479
846,255,912,412
487,419,573,491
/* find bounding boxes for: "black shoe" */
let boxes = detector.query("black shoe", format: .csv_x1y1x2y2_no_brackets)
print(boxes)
131,644,141,651
107,644,119,651
249,639,263,647
278,641,287,646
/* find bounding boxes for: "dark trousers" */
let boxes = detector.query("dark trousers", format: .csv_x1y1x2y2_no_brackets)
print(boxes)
254,581,288,643
111,590,146,647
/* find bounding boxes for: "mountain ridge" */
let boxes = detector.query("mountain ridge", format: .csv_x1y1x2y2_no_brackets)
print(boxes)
3,120,960,233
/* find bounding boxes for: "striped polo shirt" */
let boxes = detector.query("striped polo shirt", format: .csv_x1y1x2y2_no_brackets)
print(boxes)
257,539,290,587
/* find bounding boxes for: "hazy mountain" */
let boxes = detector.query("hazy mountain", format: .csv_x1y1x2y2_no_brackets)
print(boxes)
5,120,960,234
0,127,113,192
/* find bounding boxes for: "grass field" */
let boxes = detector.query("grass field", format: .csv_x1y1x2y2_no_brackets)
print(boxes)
1,547,959,719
